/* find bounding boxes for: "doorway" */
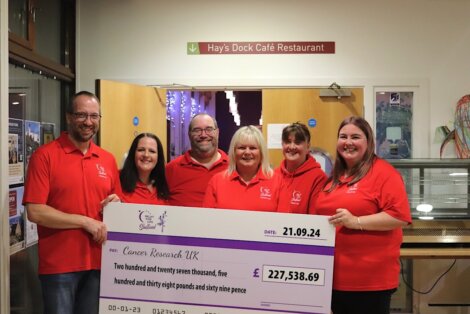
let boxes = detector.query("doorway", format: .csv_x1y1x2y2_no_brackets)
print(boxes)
97,82,364,169
166,88,364,169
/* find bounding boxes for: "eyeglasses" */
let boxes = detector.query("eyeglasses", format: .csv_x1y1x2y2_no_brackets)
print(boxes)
190,127,217,135
71,112,102,122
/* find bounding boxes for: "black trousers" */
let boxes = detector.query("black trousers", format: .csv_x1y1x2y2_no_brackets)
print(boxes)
331,288,396,314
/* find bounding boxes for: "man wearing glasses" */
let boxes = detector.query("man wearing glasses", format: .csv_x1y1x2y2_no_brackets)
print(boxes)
23,91,121,314
166,113,228,207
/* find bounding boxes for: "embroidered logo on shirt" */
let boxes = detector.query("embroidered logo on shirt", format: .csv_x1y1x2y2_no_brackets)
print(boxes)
290,190,302,205
346,183,359,194
96,164,108,178
260,186,272,200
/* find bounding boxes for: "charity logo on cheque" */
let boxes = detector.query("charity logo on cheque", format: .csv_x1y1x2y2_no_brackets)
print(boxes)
138,208,167,231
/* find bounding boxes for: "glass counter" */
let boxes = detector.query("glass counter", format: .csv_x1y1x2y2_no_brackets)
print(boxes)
388,159,470,246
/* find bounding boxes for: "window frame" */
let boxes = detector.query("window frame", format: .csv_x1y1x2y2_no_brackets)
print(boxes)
8,0,75,82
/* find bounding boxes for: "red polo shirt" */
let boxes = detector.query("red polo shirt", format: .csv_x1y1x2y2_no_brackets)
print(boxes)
166,149,228,207
23,132,121,274
276,155,328,214
314,158,411,291
203,169,281,212
120,181,168,205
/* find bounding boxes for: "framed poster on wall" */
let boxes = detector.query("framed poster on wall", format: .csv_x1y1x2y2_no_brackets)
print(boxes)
375,91,413,159
9,186,25,255
24,120,41,175
9,118,25,185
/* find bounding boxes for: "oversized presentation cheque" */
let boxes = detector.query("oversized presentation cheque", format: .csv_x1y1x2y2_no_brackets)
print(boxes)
100,203,335,314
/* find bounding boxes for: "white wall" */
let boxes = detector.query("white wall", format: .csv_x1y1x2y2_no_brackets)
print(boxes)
76,0,470,158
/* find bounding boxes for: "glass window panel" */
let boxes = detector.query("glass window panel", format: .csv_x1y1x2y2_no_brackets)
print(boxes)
9,63,67,313
10,64,62,133
8,0,29,39
35,0,62,63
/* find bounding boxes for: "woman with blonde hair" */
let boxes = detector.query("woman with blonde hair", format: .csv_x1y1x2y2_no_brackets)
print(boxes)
203,125,280,211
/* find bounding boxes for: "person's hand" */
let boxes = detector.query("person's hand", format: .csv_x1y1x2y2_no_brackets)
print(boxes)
328,208,357,229
100,193,121,210
83,216,107,244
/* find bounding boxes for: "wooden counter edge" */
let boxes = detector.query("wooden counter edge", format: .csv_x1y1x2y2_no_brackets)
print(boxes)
401,248,470,259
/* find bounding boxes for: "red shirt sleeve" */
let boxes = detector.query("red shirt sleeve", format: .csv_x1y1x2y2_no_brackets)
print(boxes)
377,167,412,224
23,148,50,205
111,160,122,198
202,174,218,208
307,172,328,214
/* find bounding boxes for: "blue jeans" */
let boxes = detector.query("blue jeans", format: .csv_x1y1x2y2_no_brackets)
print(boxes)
39,270,100,314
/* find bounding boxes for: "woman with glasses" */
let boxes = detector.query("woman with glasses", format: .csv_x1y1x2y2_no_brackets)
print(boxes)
120,133,169,204
313,116,411,314
276,122,327,214
203,125,280,211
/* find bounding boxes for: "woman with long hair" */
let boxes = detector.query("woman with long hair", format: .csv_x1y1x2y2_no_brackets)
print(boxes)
313,116,411,314
120,133,169,204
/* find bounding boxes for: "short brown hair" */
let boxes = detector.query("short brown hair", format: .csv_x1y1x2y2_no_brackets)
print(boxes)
281,122,311,143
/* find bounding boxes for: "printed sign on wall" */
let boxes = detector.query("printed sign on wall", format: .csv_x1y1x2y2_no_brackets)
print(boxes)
188,41,335,55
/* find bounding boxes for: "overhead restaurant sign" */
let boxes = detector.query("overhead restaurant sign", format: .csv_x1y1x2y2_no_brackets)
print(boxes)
187,41,335,55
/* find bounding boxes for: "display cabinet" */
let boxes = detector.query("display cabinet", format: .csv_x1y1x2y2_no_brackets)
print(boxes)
388,159,470,248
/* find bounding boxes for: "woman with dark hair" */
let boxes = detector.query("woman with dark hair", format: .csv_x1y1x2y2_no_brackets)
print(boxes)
313,116,411,314
120,133,169,204
276,122,327,214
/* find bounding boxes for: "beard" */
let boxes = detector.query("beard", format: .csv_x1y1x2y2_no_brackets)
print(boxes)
69,125,97,143
192,139,217,155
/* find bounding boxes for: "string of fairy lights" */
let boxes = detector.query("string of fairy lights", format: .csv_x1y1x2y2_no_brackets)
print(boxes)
166,91,204,128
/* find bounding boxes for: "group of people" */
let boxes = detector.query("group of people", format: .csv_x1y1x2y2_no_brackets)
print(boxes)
23,91,411,314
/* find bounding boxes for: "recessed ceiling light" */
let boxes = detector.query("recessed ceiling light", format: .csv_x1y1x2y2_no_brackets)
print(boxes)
416,203,433,213
449,172,468,176
418,216,434,220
